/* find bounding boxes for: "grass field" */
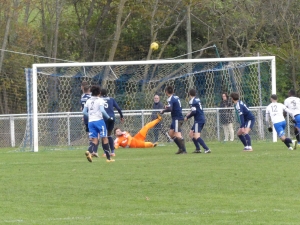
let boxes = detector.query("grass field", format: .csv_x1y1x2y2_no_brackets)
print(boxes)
1,141,300,225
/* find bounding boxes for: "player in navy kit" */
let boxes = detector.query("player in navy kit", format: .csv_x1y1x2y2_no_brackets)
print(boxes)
184,89,211,153
100,88,124,157
230,92,255,151
80,85,91,132
160,86,187,154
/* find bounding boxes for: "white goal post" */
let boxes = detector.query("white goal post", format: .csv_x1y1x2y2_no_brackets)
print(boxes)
29,56,276,152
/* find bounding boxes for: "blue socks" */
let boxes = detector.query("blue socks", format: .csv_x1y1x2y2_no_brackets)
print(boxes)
197,137,209,150
179,138,187,152
192,138,200,150
284,138,292,147
173,137,181,149
238,135,247,146
244,134,252,147
88,141,96,153
103,143,111,160
108,136,115,153
173,137,187,152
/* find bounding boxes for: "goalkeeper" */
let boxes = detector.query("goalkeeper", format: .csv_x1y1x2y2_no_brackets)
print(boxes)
114,114,162,149
265,94,296,150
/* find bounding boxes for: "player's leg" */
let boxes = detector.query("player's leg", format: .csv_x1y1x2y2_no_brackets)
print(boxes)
87,122,100,156
85,122,99,162
173,120,187,154
135,116,162,140
237,128,248,150
276,121,293,150
168,123,181,153
294,127,300,145
105,119,116,156
144,142,157,148
194,123,210,153
244,118,255,151
107,130,116,156
293,115,300,145
169,127,184,152
189,129,200,153
98,121,114,162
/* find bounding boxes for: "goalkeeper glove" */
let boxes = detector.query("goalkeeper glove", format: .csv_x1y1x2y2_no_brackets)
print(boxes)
268,127,273,132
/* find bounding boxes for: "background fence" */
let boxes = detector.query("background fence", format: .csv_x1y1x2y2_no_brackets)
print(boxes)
0,107,295,150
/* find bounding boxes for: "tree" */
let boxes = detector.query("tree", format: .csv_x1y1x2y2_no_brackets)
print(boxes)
258,0,300,94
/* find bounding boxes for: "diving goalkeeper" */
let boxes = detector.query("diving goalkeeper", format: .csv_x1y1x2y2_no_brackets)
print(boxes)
114,113,162,148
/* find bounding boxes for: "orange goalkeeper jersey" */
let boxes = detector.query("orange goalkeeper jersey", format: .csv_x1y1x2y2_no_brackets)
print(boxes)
114,132,132,148
114,131,155,148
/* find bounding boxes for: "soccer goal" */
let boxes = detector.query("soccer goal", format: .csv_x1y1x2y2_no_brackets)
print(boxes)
22,56,276,152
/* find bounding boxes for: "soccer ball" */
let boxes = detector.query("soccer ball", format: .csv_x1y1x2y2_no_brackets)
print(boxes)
150,42,159,51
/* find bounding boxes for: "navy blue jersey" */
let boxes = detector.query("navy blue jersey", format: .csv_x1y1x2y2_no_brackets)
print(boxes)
187,97,205,123
234,100,255,128
101,96,123,119
166,95,184,120
81,93,91,124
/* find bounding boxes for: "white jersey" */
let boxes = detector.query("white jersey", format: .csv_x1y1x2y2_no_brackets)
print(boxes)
284,96,300,117
265,102,292,124
85,96,105,122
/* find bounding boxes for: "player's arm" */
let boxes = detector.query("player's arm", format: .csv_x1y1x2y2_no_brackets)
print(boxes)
113,99,124,121
185,107,196,120
283,106,293,116
82,107,88,117
283,105,296,123
283,106,293,117
160,102,172,114
114,138,120,149
100,105,112,120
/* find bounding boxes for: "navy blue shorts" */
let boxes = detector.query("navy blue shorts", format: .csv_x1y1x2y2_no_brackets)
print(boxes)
105,119,115,133
244,118,255,130
170,119,184,132
191,122,205,133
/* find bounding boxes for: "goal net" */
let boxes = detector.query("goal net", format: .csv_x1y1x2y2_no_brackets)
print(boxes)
22,57,275,152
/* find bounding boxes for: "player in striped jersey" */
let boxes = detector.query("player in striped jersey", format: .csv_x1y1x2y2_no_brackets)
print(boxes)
230,92,255,151
266,94,296,150
82,85,114,163
184,89,211,153
160,86,187,154
284,89,300,146
100,88,124,157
